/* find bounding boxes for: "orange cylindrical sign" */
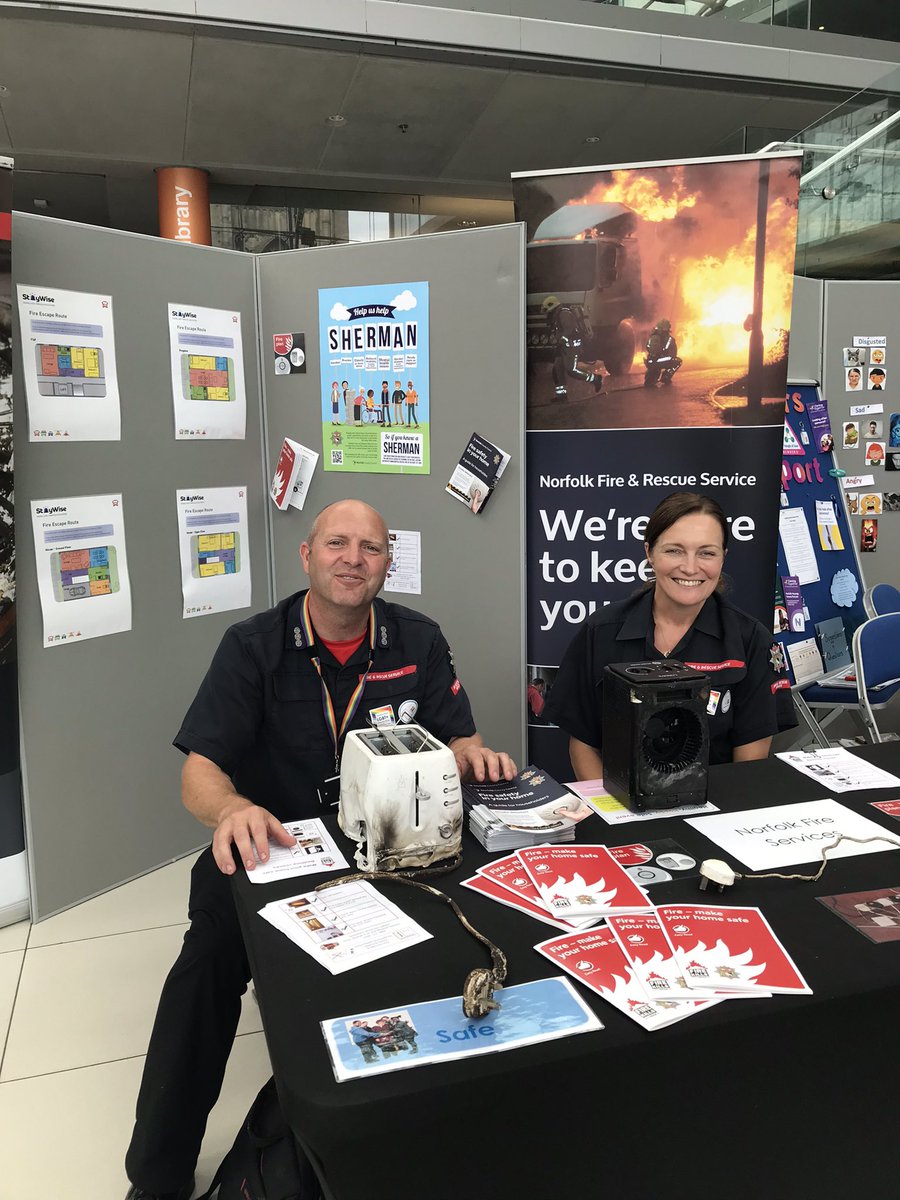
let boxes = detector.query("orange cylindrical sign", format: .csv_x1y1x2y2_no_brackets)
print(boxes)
156,166,211,245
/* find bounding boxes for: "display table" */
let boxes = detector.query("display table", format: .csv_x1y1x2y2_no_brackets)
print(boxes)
233,744,900,1200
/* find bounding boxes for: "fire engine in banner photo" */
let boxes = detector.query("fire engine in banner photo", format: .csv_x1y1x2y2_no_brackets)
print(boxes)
526,202,644,394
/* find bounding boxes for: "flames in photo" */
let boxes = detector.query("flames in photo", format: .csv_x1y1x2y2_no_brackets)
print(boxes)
521,155,801,418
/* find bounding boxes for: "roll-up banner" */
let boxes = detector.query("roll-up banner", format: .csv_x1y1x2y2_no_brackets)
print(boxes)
513,153,801,776
0,156,27,926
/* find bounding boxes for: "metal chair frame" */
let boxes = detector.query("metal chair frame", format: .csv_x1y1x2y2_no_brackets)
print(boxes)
791,612,900,747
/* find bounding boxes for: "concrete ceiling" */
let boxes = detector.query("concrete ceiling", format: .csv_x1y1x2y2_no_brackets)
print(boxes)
0,8,856,233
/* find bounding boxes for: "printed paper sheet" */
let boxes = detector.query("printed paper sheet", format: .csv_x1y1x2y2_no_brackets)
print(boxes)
177,486,251,618
168,303,247,439
18,285,121,441
30,493,132,646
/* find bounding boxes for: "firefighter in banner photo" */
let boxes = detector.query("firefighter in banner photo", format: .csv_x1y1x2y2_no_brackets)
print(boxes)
643,319,683,388
542,296,604,400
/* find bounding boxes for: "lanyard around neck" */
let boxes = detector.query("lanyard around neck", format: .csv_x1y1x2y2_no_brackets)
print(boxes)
301,591,376,771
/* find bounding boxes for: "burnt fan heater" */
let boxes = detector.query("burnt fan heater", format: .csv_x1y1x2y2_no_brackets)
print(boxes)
602,661,710,812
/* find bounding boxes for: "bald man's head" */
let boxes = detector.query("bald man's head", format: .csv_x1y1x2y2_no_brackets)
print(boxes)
306,500,389,548
300,500,391,621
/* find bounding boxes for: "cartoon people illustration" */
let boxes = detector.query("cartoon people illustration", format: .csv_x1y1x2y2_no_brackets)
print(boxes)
354,388,365,425
365,388,377,423
330,380,341,425
392,379,406,426
342,379,351,422
844,422,859,447
380,380,391,427
405,380,420,428
869,367,886,390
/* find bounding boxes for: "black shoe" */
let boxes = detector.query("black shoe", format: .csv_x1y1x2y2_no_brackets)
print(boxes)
125,1179,193,1200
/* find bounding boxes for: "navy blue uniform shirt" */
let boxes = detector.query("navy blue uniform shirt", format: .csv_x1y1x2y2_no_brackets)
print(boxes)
545,589,796,766
175,591,476,820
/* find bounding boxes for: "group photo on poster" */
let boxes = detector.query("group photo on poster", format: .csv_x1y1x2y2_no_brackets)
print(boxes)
514,153,802,770
318,281,430,475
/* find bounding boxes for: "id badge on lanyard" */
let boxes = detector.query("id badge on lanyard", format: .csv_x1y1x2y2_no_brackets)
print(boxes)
301,593,376,804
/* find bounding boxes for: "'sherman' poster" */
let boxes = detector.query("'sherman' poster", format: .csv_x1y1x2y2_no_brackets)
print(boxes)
513,153,801,774
319,281,430,475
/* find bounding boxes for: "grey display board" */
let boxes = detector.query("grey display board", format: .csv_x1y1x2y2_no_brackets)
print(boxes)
786,274,824,384
822,281,900,590
257,225,527,769
13,217,525,919
14,214,267,919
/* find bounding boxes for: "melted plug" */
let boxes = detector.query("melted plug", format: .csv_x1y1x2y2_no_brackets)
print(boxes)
699,859,736,892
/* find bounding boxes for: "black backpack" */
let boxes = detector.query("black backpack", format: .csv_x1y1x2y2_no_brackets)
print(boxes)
196,1077,322,1200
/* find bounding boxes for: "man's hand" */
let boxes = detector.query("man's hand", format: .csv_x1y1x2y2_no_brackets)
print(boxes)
212,800,297,875
449,735,517,784
182,752,297,875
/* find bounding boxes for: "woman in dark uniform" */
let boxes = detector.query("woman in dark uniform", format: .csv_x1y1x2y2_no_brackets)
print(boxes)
545,492,796,778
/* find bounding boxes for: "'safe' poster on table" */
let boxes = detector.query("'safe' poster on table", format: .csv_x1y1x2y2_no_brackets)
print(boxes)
168,303,247,440
176,486,251,618
318,281,430,475
30,493,132,646
17,285,121,441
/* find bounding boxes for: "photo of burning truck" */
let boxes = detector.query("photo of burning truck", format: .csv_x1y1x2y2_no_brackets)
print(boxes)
518,155,801,431
526,201,643,385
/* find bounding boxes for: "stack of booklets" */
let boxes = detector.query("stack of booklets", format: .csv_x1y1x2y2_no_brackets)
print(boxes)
535,904,812,1032
461,844,654,928
462,766,592,851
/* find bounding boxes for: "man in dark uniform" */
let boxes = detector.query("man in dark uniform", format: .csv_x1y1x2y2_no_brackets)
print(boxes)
545,588,796,771
124,499,515,1200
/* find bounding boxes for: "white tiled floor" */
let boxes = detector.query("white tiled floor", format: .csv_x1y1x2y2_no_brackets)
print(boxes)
0,852,273,1199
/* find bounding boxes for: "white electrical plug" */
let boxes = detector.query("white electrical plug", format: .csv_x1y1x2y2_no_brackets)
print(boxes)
699,859,737,892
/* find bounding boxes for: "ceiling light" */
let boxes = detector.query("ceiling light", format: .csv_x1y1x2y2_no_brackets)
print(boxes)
325,114,346,127
584,136,601,144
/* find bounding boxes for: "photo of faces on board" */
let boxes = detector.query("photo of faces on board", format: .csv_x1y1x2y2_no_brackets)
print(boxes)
840,340,900,549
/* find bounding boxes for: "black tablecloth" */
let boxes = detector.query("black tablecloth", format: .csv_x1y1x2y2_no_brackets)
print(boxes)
233,745,900,1200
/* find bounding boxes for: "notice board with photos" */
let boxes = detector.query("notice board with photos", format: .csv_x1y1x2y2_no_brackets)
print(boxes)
821,280,900,590
775,381,867,688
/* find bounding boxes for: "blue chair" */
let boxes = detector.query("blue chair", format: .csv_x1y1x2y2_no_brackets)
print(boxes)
796,613,900,745
852,613,900,742
865,582,900,617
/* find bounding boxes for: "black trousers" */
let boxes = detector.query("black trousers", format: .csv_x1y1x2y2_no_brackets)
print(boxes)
125,848,251,1193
